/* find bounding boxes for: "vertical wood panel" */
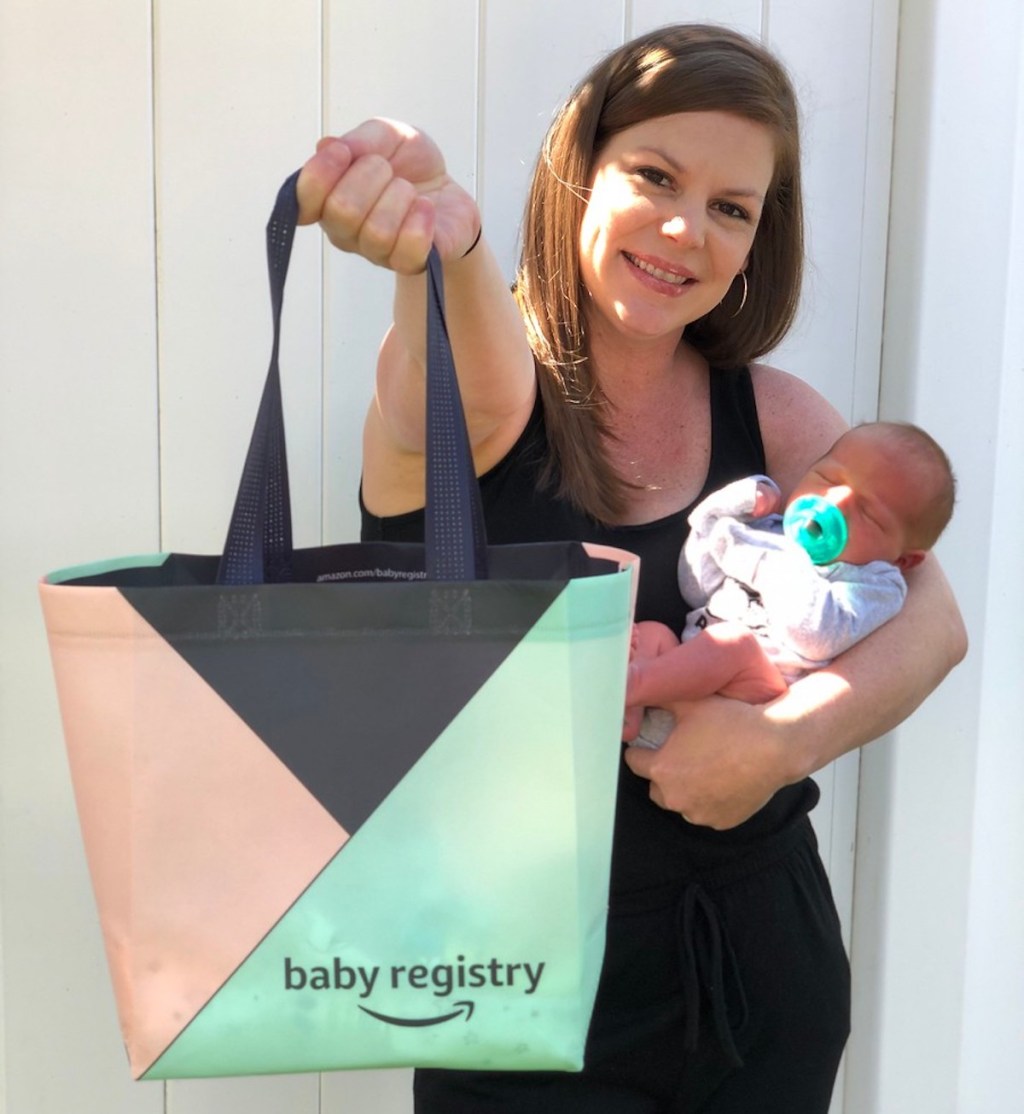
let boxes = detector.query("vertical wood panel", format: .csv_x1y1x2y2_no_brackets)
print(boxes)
155,0,324,559
166,1073,318,1114
767,0,892,415
0,0,165,1111
480,0,627,279
844,1,900,425
322,1068,413,1113
633,0,763,37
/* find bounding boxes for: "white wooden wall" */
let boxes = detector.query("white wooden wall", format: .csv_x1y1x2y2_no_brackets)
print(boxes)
846,1,1024,1111
4,1,1012,1112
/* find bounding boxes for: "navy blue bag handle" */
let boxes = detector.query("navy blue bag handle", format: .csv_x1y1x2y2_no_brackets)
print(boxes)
217,171,489,585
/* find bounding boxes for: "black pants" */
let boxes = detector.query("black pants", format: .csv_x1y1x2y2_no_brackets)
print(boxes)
414,819,850,1113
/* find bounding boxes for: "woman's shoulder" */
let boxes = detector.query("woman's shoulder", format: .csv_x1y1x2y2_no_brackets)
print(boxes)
748,361,838,413
748,362,848,494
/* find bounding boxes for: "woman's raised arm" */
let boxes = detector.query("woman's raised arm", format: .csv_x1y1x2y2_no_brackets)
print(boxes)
297,119,536,515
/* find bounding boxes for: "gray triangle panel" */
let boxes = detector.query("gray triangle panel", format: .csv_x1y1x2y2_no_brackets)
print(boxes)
122,579,564,834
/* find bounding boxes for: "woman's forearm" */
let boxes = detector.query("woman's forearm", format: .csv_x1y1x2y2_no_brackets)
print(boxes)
773,554,967,784
365,238,536,515
381,239,535,452
296,121,535,491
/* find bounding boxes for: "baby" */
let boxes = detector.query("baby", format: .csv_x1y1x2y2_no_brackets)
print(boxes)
626,421,956,748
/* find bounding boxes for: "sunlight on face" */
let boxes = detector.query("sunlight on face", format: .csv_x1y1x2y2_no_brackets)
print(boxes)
579,111,775,344
788,428,928,568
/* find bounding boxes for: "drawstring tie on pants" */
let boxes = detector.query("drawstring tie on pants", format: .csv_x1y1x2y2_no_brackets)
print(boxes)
677,882,749,1067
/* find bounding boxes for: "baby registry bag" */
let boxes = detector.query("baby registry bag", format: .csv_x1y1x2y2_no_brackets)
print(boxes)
38,173,637,1081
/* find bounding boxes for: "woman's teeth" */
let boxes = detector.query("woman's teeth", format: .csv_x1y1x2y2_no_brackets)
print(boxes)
625,253,692,286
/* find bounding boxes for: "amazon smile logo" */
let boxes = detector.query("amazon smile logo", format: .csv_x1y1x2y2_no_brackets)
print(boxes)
284,954,546,1028
358,1000,474,1027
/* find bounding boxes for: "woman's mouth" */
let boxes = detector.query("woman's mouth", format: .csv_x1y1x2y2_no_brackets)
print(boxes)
623,252,695,288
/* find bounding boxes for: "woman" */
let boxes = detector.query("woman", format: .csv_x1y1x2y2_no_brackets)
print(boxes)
298,24,965,1113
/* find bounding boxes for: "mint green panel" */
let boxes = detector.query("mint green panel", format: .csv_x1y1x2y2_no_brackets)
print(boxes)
45,552,170,584
144,567,632,1079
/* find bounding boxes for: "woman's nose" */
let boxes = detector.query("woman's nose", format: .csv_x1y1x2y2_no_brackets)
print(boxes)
661,209,704,246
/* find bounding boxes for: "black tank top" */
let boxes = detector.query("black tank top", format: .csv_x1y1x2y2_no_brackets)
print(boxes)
362,366,819,896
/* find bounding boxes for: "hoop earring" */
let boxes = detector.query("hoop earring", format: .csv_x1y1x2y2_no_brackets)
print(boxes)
731,272,748,318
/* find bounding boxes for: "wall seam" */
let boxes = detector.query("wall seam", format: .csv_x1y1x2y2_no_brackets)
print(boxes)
151,0,165,558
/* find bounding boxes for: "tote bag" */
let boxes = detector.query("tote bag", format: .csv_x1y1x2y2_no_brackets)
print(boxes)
39,172,638,1080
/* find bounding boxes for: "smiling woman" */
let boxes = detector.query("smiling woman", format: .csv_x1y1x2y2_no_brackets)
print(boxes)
578,112,774,346
296,21,966,1113
513,29,807,525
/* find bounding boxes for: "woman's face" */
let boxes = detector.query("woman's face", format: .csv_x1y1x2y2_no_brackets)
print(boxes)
578,111,775,345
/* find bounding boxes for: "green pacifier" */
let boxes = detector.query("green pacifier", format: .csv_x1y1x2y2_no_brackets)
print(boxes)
783,495,848,565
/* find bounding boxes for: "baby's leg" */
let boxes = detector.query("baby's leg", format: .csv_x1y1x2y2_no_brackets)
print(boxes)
624,622,680,741
631,620,681,661
700,625,789,703
629,623,788,708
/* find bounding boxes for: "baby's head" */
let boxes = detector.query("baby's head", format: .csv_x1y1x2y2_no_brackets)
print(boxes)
787,422,955,570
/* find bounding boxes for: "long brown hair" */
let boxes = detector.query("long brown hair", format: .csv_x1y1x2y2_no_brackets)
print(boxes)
514,24,804,521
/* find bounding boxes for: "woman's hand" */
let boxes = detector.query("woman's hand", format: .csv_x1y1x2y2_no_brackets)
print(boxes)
624,695,793,829
296,118,480,273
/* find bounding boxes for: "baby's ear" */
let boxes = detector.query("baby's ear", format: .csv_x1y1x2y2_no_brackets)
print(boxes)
895,550,927,572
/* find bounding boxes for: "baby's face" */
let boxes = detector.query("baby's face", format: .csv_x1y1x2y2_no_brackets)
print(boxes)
787,429,915,566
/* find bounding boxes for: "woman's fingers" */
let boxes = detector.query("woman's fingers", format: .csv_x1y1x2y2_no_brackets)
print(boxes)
320,151,394,249
385,195,436,274
297,143,435,273
344,169,435,272
296,139,354,225
340,118,444,185
297,119,477,269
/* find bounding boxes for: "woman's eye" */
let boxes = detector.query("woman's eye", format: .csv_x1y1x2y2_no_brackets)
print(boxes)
714,200,752,221
636,166,673,188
